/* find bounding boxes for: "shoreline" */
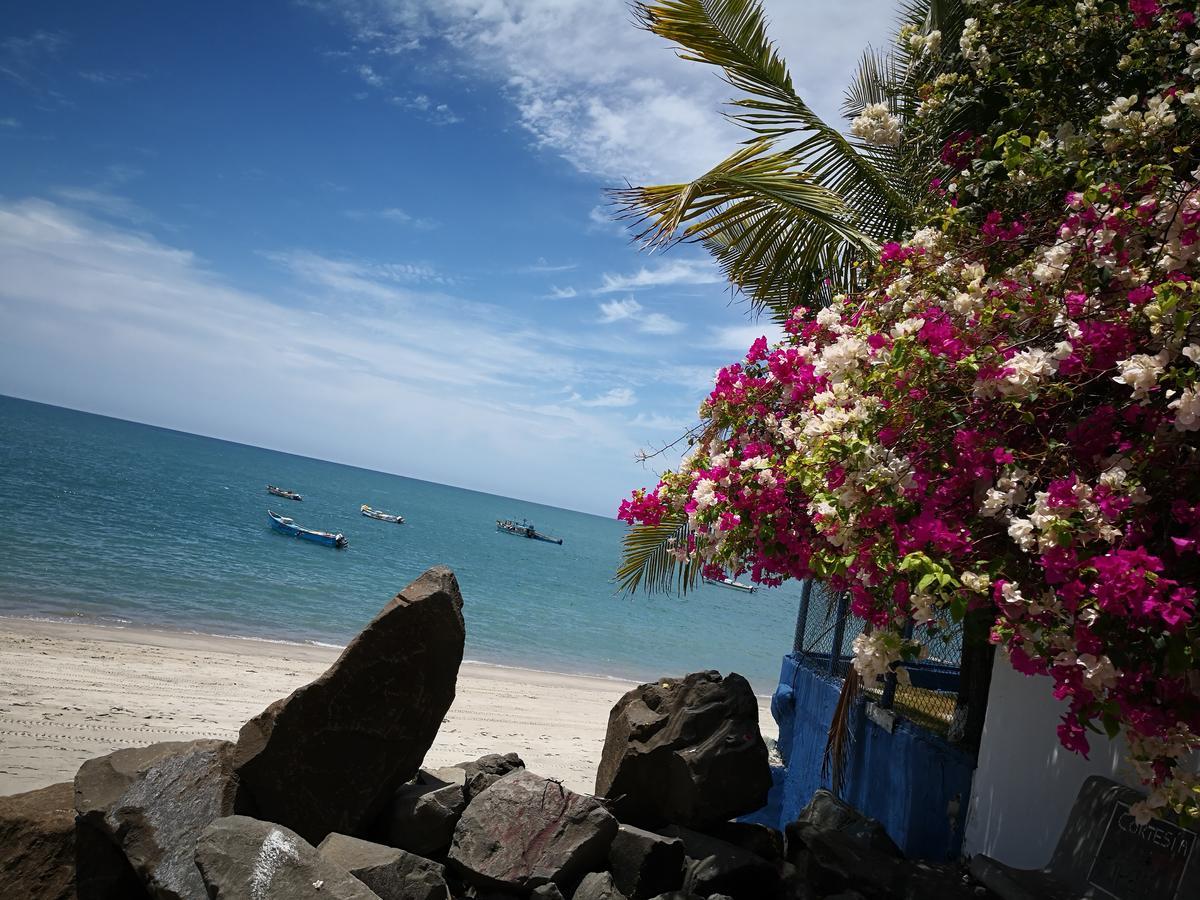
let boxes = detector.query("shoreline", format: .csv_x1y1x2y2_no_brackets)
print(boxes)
0,617,777,798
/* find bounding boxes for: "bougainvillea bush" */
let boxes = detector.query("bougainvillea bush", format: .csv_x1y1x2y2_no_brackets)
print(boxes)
621,0,1200,822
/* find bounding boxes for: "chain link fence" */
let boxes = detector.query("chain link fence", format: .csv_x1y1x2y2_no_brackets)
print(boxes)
792,580,963,736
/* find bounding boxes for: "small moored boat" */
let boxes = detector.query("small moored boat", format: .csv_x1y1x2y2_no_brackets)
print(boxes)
496,517,563,545
361,504,404,524
268,509,347,548
267,484,303,501
704,576,757,593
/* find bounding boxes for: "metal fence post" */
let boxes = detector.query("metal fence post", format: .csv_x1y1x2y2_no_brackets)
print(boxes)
828,591,849,676
793,579,813,653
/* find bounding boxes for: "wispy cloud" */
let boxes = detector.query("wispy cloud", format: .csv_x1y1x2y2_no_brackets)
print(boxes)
546,285,576,299
596,259,721,294
50,186,157,226
1,30,70,102
708,322,784,353
356,63,384,87
0,117,19,129
310,1,895,182
580,387,636,408
79,69,145,86
387,93,461,125
522,257,576,274
598,297,684,335
343,207,438,229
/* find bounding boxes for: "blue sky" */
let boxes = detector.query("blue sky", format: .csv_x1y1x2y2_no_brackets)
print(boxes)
0,0,892,514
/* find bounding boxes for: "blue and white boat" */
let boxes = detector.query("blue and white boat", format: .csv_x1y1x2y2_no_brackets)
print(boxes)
268,509,347,548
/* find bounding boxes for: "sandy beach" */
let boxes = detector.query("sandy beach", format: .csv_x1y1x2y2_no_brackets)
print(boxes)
0,618,776,798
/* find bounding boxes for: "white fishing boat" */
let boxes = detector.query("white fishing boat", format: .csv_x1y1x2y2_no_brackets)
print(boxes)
361,504,404,524
704,576,757,593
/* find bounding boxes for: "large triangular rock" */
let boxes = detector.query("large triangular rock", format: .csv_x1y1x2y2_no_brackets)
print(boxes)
0,781,77,900
234,566,466,844
194,816,379,899
448,770,617,892
74,739,238,900
595,671,770,827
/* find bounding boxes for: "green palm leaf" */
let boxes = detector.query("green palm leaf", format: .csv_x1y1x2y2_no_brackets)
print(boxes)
613,141,877,317
616,514,703,595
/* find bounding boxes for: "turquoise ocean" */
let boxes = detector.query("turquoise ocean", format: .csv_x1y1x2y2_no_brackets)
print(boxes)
0,395,799,693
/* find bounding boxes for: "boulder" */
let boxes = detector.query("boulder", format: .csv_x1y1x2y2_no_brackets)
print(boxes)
530,885,566,900
318,832,450,900
194,816,380,899
0,781,76,900
448,770,617,891
595,671,770,827
75,823,153,900
700,821,783,863
380,774,467,857
74,739,238,900
573,871,629,900
456,752,525,802
661,826,779,900
607,823,685,899
234,566,466,844
790,790,901,858
790,827,904,899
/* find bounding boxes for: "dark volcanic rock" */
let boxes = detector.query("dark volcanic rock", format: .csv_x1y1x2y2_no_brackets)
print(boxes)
595,671,770,827
0,781,76,900
608,823,685,899
790,828,904,899
448,770,617,891
790,790,901,858
74,739,238,900
234,566,466,844
195,816,379,899
382,775,467,857
456,752,525,802
701,821,783,863
573,871,629,900
661,825,780,900
75,822,154,900
530,884,566,900
318,832,449,900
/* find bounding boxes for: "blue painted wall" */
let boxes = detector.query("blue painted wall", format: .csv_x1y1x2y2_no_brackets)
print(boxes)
770,652,976,860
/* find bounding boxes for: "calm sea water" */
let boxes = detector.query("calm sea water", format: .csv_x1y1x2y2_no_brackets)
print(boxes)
0,395,799,693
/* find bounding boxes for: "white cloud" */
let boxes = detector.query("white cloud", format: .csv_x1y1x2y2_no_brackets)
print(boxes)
546,285,576,299
357,63,385,87
709,322,785,353
599,297,642,324
598,297,683,335
343,207,438,229
312,0,896,182
0,198,673,513
596,259,722,294
0,117,20,128
522,258,576,273
388,93,461,125
581,387,636,408
51,186,157,226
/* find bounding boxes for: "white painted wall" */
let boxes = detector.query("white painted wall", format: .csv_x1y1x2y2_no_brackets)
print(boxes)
963,653,1140,868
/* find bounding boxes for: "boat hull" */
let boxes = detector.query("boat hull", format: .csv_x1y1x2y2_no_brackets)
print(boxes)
495,523,563,545
268,511,346,548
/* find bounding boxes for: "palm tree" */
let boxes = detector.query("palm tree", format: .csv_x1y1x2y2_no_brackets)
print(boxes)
616,0,966,597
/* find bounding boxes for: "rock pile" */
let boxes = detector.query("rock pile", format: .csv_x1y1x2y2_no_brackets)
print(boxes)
0,565,991,900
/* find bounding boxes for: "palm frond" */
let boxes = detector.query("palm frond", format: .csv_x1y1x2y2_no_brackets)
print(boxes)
616,514,703,595
634,0,912,226
821,664,861,797
613,141,878,317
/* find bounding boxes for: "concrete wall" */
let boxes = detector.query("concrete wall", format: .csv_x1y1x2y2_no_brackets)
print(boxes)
771,653,976,859
962,653,1140,868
